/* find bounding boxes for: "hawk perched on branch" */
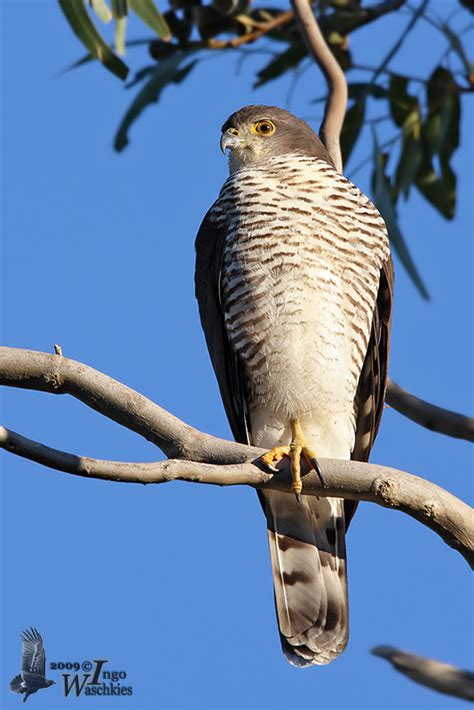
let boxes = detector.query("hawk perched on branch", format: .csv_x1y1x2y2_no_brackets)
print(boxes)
195,105,393,667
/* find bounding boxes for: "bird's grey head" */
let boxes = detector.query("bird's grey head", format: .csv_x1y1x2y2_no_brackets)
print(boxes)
220,105,333,173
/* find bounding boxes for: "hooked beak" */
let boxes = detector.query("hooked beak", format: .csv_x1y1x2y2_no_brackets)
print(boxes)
220,129,245,155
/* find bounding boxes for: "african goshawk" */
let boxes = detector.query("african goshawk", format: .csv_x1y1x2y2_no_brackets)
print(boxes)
195,105,393,667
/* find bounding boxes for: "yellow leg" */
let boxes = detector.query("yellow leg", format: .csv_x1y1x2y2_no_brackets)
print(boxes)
259,419,322,500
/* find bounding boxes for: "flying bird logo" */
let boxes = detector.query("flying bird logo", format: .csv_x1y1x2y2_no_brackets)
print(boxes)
10,628,55,703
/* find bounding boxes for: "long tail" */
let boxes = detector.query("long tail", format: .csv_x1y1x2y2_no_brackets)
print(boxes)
259,489,348,666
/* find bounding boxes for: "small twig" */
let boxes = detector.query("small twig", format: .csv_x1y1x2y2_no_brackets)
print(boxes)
206,10,294,49
372,646,474,701
386,380,474,442
348,134,401,178
1,425,472,567
370,0,429,86
407,2,473,83
351,63,426,83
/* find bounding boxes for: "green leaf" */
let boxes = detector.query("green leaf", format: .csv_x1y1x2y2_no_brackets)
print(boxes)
63,37,151,74
90,0,113,23
111,0,128,17
414,66,460,219
161,10,192,45
254,44,306,87
193,5,233,41
415,150,456,219
114,54,196,151
389,74,420,135
340,99,365,165
395,134,423,200
125,63,157,88
149,39,180,61
425,67,460,159
320,2,398,37
372,139,429,300
129,0,171,39
58,0,129,80
348,82,387,100
330,0,360,8
212,0,242,16
115,16,127,55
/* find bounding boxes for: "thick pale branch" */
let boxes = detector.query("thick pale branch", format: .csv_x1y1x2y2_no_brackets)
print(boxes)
1,425,472,568
291,0,347,171
1,347,471,452
0,346,247,464
372,646,474,701
386,380,474,442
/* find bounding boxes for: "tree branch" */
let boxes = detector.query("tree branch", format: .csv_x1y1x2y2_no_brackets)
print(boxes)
291,0,347,172
1,346,471,463
0,346,246,464
207,10,294,49
1,422,473,568
386,380,474,442
370,0,428,85
372,646,474,701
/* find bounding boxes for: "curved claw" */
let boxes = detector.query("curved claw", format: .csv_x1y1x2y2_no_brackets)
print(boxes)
310,456,325,487
259,433,324,499
261,460,280,474
260,446,290,473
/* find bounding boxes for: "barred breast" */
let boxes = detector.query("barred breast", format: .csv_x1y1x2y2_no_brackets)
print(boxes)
210,155,390,458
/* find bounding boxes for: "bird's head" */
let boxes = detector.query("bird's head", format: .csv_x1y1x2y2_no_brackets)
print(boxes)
220,105,332,173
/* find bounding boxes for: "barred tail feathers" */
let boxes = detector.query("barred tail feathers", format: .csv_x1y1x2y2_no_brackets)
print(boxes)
260,489,348,666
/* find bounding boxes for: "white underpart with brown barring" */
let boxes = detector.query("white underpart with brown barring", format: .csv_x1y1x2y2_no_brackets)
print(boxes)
211,154,390,461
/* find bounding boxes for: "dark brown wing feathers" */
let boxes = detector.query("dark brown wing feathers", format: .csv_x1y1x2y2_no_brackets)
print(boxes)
195,209,250,445
345,255,394,527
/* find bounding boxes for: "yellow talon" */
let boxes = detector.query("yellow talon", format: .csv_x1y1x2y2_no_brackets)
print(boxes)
260,445,291,468
259,419,321,500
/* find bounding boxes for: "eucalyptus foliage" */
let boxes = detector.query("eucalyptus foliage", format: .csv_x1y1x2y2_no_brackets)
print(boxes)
59,0,474,296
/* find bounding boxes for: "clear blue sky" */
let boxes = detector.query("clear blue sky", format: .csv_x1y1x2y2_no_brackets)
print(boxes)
1,1,472,708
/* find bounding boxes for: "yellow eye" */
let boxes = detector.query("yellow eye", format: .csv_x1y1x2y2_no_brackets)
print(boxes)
253,119,276,136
